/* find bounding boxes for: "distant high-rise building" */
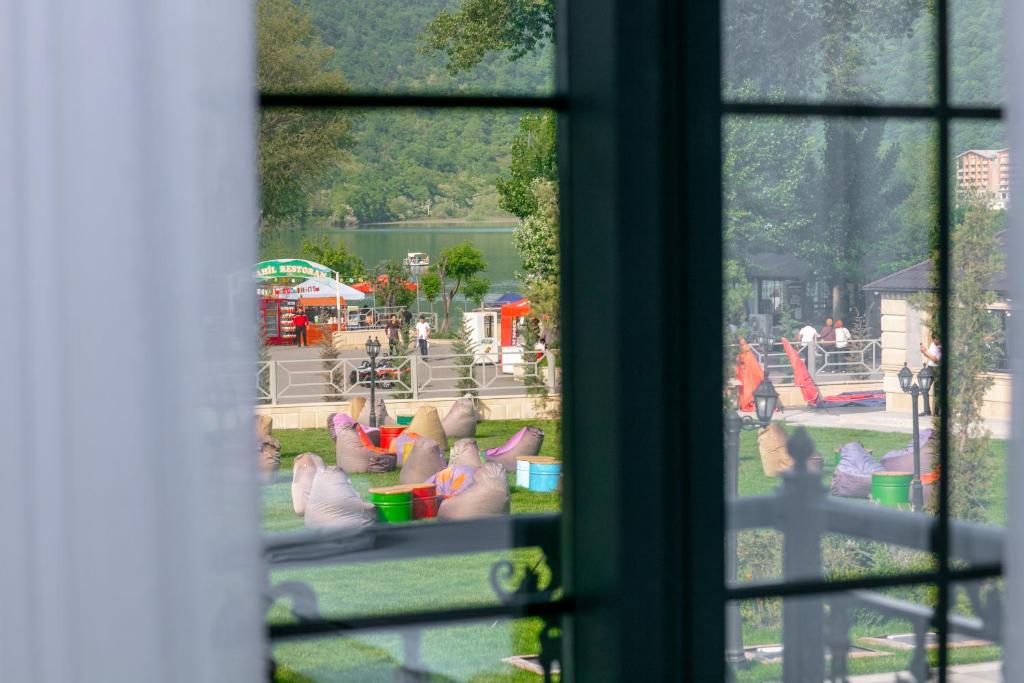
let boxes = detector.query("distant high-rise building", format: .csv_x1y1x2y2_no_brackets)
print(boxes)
956,148,1010,209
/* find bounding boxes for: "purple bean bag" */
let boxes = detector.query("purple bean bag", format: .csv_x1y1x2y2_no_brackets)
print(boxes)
484,426,544,471
393,432,437,466
830,442,883,498
327,412,356,441
880,429,934,473
427,464,478,499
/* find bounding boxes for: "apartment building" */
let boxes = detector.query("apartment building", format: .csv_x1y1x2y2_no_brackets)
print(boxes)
956,148,1010,208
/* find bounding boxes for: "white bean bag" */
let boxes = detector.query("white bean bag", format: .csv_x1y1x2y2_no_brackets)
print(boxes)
291,452,325,515
304,467,376,530
442,397,478,439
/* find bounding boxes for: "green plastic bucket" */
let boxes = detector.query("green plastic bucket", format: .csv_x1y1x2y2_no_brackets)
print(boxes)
369,485,413,523
871,472,913,508
396,415,414,426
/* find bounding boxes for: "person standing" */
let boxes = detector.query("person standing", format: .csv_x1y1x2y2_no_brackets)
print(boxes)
415,314,430,358
386,314,401,356
818,317,835,371
920,333,942,416
401,306,413,328
834,319,852,373
292,307,309,347
798,321,818,366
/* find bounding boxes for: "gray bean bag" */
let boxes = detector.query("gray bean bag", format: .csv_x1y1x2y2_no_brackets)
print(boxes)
830,442,883,498
327,412,356,441
304,466,377,530
358,398,395,426
448,438,482,469
259,434,281,483
399,436,446,485
291,452,325,515
483,426,544,471
437,463,510,520
442,397,478,439
335,421,397,474
880,429,934,473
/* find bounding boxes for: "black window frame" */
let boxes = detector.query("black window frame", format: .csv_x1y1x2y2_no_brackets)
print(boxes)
719,1,1004,681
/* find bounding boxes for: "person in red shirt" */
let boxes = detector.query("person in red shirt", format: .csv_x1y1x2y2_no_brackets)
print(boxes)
292,307,309,347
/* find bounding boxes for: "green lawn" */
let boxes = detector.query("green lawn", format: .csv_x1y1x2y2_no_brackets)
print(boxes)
267,420,561,682
266,421,1005,681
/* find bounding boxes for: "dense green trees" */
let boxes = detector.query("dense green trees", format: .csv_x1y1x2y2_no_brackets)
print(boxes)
433,242,488,332
299,235,365,280
257,0,353,228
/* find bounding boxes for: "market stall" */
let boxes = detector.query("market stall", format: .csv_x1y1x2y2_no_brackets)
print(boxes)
255,259,364,345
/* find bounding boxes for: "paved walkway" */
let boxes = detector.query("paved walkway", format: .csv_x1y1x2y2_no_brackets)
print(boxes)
776,406,1011,440
848,660,1001,682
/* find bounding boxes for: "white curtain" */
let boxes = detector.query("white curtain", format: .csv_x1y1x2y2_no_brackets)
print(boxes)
0,1,264,681
1010,0,1024,678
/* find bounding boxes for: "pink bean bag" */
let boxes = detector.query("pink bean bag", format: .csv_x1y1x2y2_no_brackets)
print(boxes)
484,426,544,471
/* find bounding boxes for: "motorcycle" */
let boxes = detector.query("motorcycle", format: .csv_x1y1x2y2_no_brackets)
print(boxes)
348,358,399,389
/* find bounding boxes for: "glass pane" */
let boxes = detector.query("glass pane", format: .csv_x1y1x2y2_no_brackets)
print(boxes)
724,115,939,586
257,105,562,535
271,616,561,681
945,122,1008,552
951,0,1005,106
257,0,556,97
729,585,937,681
946,578,1004,679
722,0,935,104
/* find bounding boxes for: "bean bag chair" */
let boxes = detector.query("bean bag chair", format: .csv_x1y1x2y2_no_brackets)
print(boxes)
448,438,482,469
327,412,356,441
437,463,510,520
484,426,544,471
335,421,396,474
758,424,792,477
442,396,478,439
358,398,394,426
880,429,934,473
291,452,325,515
391,431,422,463
399,436,446,485
259,434,281,482
407,406,447,449
256,415,274,439
304,466,376,530
349,396,366,421
428,464,478,499
829,442,883,498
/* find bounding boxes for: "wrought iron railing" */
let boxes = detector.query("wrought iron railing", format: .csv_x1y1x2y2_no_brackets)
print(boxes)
728,427,1003,681
740,338,884,384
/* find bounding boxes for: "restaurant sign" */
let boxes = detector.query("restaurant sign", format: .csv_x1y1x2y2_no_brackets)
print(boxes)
253,259,333,281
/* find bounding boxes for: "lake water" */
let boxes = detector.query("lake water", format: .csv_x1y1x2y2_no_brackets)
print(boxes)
268,223,522,298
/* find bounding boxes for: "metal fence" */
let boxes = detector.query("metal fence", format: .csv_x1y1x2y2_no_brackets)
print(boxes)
256,350,560,404
729,428,1003,681
338,306,438,331
741,338,883,384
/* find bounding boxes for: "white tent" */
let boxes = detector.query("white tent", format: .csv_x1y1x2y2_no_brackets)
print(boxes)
258,277,366,302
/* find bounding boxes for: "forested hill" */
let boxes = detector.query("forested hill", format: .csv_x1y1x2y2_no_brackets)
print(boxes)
309,0,552,94
301,0,553,225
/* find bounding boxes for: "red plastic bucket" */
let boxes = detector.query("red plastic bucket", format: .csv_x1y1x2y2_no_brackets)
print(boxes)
379,425,407,451
411,483,439,519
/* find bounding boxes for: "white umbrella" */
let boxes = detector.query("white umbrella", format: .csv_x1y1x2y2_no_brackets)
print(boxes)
260,277,365,301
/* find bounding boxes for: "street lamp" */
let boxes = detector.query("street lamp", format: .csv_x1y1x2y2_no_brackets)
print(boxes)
898,362,927,513
918,364,935,416
725,376,780,668
366,336,382,427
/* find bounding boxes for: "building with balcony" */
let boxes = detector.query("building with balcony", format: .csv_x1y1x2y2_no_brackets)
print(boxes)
956,148,1010,209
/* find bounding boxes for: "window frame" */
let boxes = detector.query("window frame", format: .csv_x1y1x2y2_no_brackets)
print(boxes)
718,1,1004,680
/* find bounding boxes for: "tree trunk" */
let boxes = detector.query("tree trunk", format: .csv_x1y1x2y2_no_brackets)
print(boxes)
832,282,844,322
441,294,451,333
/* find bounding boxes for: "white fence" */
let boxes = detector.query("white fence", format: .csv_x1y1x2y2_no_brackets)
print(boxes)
742,338,883,383
256,350,560,404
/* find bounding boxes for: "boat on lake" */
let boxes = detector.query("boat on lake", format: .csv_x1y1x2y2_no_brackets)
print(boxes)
403,252,430,273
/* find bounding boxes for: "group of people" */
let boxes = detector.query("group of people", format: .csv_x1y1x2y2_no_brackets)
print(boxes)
797,318,853,371
291,305,432,358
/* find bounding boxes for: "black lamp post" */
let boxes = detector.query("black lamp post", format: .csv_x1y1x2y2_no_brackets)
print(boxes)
366,336,381,427
918,364,935,416
897,362,928,513
725,376,779,667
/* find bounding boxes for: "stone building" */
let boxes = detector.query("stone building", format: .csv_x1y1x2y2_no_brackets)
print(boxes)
865,250,1011,419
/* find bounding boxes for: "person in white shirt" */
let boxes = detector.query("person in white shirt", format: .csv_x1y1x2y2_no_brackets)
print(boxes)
415,315,431,358
833,319,852,374
920,333,942,417
798,322,817,366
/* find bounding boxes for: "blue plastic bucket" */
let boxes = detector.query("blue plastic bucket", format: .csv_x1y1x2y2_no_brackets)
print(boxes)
529,461,562,493
516,459,531,488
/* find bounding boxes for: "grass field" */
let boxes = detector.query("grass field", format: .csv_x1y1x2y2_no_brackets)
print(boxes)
266,420,1006,681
